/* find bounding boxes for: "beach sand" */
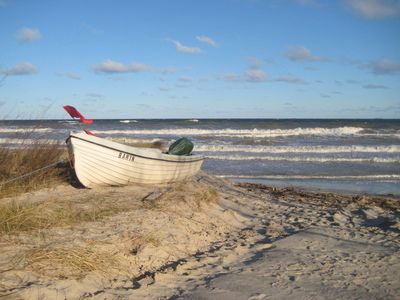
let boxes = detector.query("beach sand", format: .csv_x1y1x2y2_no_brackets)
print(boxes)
0,172,399,299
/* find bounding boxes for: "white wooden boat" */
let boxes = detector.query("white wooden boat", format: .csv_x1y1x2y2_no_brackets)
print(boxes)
66,131,204,188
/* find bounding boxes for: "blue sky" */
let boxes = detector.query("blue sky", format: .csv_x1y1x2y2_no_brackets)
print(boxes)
0,0,399,119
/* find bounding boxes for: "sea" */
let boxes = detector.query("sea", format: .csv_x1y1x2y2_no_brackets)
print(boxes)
1,119,399,196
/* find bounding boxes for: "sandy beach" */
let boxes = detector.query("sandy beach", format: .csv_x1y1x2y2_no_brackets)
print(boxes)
2,0,400,298
0,172,399,299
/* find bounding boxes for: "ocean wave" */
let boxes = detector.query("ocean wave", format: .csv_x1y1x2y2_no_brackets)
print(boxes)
2,126,394,139
0,137,163,145
92,127,400,138
196,145,400,153
58,120,79,124
119,120,138,123
0,138,62,145
110,137,166,144
218,174,400,181
0,128,54,133
207,155,400,163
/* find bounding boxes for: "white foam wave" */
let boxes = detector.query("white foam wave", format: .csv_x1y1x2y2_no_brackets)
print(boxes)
196,145,400,153
0,137,163,145
110,137,165,144
0,128,54,133
218,174,400,180
58,120,79,124
207,155,400,163
92,127,400,138
120,120,138,123
187,119,199,123
0,138,61,145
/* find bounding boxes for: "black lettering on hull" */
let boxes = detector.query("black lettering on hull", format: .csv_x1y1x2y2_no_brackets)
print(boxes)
118,152,135,162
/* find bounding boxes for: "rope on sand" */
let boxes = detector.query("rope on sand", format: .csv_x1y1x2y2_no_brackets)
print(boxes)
0,160,66,188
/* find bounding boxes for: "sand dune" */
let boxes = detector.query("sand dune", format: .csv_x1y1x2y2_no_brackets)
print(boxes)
0,172,399,299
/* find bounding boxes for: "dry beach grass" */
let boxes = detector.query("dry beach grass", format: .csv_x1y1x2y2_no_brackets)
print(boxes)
0,192,132,235
0,175,222,281
0,141,68,199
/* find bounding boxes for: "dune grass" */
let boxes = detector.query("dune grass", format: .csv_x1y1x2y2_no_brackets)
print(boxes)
130,233,162,255
162,182,219,209
0,182,219,236
142,181,219,212
21,246,122,277
0,141,69,199
193,186,219,207
0,177,219,281
0,194,134,235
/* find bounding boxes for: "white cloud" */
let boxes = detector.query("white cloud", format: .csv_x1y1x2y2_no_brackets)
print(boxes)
275,75,306,84
93,60,151,74
221,73,241,81
196,35,218,47
108,76,127,81
371,58,400,75
221,55,268,83
285,45,325,62
247,57,264,69
363,83,388,89
1,62,38,75
346,79,360,84
66,72,81,80
345,0,400,19
171,40,202,54
221,57,267,83
244,57,267,82
179,76,193,82
81,22,103,35
87,92,103,98
246,69,267,82
159,67,177,74
16,27,42,43
304,66,319,71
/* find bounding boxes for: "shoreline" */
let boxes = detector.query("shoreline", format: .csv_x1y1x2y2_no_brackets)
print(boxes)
0,173,399,299
235,180,400,202
228,177,400,198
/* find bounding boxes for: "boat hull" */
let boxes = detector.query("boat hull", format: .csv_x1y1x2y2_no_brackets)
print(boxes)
67,132,204,187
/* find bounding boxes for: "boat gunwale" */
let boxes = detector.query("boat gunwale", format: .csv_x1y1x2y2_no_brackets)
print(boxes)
68,133,204,164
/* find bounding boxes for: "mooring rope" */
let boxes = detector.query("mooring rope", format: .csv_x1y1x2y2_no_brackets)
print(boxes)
0,159,66,188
